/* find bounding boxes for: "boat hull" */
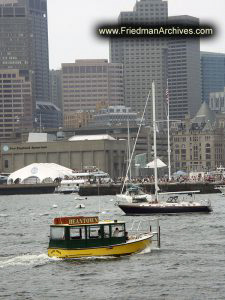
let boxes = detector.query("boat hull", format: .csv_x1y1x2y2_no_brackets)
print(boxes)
118,203,212,215
48,234,152,258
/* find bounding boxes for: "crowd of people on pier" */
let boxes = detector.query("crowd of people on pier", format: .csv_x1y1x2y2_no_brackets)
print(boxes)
111,173,225,184
59,172,225,185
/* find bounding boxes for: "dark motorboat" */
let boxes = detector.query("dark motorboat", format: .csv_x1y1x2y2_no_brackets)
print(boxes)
117,191,212,215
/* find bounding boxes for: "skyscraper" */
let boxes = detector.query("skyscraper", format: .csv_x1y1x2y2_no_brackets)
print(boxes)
110,0,168,125
0,0,49,106
201,51,225,104
167,16,201,120
0,69,33,139
61,59,124,119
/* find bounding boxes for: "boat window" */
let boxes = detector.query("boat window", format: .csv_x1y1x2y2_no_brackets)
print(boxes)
88,225,101,239
103,225,110,238
112,224,125,237
70,227,85,239
50,227,65,240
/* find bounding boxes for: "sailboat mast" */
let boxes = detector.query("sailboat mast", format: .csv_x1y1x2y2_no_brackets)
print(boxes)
127,119,131,180
152,81,158,201
166,80,171,181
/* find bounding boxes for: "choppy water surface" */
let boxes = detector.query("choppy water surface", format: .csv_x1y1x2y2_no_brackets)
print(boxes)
0,193,225,299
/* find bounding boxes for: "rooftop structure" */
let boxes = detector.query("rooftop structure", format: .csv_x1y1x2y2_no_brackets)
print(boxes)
35,101,62,130
91,105,143,127
68,134,116,141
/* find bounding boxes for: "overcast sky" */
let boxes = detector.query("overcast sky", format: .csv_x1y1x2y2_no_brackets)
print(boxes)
47,0,225,70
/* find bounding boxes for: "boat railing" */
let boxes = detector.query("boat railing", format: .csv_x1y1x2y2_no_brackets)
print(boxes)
128,218,160,248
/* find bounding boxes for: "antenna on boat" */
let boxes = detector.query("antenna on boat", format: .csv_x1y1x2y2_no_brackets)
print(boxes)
152,81,159,202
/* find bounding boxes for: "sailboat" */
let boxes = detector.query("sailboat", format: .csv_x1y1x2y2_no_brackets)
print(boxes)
116,93,152,204
117,81,212,215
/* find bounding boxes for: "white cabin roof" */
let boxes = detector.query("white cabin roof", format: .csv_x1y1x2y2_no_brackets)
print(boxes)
68,134,115,141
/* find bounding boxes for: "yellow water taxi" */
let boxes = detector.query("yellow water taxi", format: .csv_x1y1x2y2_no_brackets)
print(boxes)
47,216,158,258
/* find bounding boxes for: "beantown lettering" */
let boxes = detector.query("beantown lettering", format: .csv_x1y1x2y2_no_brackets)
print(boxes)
54,216,99,225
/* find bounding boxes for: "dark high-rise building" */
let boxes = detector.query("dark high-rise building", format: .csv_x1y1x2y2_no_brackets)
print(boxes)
49,69,62,110
0,0,49,106
201,51,225,104
110,0,168,125
168,16,201,120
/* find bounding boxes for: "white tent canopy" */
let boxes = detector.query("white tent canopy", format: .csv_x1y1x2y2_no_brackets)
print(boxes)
146,158,167,168
7,163,74,184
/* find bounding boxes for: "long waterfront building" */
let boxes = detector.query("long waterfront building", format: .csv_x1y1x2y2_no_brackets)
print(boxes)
0,135,127,179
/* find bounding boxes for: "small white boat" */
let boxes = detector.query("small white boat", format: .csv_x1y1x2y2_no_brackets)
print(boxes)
215,185,225,194
74,196,87,201
56,179,85,194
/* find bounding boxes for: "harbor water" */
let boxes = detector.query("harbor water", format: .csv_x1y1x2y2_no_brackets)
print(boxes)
0,193,225,300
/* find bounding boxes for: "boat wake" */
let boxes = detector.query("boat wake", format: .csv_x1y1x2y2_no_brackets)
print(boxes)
138,245,151,255
0,253,60,268
63,256,120,264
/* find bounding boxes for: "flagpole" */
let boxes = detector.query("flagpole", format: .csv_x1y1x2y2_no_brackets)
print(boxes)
167,80,171,181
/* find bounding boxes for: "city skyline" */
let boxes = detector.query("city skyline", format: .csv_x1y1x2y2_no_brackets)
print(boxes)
47,0,225,70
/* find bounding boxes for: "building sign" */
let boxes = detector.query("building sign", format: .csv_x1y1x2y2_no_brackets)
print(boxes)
9,146,48,151
54,216,99,225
